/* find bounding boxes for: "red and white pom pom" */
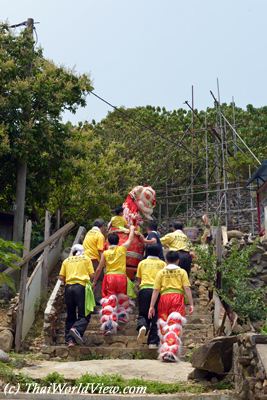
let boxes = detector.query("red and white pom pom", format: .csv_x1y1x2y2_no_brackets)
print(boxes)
168,323,182,337
116,306,129,322
100,294,118,309
167,312,186,327
100,305,115,317
157,318,168,340
158,341,180,362
163,331,181,347
100,317,118,334
117,294,133,313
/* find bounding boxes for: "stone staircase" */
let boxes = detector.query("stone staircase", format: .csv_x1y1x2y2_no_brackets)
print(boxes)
41,256,214,360
42,294,214,361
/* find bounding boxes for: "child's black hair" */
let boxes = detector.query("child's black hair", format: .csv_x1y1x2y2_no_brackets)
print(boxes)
108,233,120,245
147,221,158,231
93,218,105,228
114,206,124,215
166,250,180,264
170,221,184,231
146,244,160,257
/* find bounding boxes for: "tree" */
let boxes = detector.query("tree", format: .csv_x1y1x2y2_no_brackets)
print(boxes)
0,238,22,291
46,125,142,226
0,22,92,240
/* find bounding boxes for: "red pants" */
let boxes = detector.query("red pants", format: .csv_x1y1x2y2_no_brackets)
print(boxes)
158,293,185,321
102,274,127,298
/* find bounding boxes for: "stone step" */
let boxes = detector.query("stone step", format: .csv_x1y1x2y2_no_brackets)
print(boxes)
94,323,211,335
41,341,205,361
56,314,212,330
42,345,158,360
55,333,209,348
56,322,213,335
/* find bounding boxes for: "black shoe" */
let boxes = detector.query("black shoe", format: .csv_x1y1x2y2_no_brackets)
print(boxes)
69,328,84,345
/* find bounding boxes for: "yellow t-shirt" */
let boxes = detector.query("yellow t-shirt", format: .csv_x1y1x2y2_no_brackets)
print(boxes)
59,254,94,286
83,227,105,261
154,266,190,294
161,230,191,252
110,216,128,229
136,257,166,289
104,245,127,274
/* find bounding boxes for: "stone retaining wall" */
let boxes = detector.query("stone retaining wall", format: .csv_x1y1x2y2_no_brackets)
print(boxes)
233,333,267,400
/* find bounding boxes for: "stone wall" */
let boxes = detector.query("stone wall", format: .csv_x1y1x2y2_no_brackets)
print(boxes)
225,234,267,308
233,333,267,400
43,284,65,346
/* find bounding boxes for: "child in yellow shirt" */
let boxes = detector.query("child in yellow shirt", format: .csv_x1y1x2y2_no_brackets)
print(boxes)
108,206,129,232
136,244,166,348
148,251,194,362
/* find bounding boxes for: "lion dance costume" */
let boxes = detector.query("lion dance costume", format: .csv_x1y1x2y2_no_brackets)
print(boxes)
157,312,187,362
123,185,156,227
100,186,156,334
100,293,135,335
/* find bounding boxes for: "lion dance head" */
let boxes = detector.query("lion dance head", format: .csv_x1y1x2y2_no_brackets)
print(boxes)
123,185,156,227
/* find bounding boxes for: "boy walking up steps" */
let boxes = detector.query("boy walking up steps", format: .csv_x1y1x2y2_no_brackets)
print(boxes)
93,226,135,335
148,251,194,362
136,244,166,349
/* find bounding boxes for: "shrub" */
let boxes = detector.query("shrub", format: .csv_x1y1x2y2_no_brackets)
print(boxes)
195,243,266,322
0,238,22,291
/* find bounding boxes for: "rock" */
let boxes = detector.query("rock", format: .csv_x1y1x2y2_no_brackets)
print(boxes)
55,348,69,358
227,230,244,239
210,376,218,384
260,274,267,283
251,253,262,264
0,349,9,362
0,330,13,352
187,343,196,349
191,336,237,375
261,252,267,262
188,368,209,381
255,381,263,390
256,265,264,273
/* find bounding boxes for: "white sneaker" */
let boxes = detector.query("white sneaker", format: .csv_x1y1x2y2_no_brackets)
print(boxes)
148,344,158,349
137,326,146,344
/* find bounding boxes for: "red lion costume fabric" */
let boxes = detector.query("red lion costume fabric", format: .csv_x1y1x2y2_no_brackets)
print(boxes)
157,312,187,362
123,185,156,227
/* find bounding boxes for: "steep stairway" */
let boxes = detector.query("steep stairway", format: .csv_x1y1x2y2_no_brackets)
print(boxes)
41,260,214,360
42,298,213,361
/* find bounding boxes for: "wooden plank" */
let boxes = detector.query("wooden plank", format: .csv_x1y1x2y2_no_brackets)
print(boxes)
221,226,228,245
15,219,32,352
56,209,60,231
215,226,222,289
4,221,75,275
42,211,51,293
264,206,267,239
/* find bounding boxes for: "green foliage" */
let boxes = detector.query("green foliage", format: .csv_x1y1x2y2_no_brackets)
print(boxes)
195,243,266,321
75,373,205,394
261,320,267,335
0,238,22,290
42,372,65,385
218,244,266,321
0,23,92,223
0,20,266,232
0,363,231,395
195,245,217,283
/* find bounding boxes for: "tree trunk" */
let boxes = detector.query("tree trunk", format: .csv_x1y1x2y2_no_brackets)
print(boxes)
13,161,27,243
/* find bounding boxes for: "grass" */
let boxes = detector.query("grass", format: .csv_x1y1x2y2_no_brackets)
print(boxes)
76,373,206,394
0,357,234,394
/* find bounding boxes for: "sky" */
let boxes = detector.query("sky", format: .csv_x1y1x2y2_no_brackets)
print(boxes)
2,0,267,123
